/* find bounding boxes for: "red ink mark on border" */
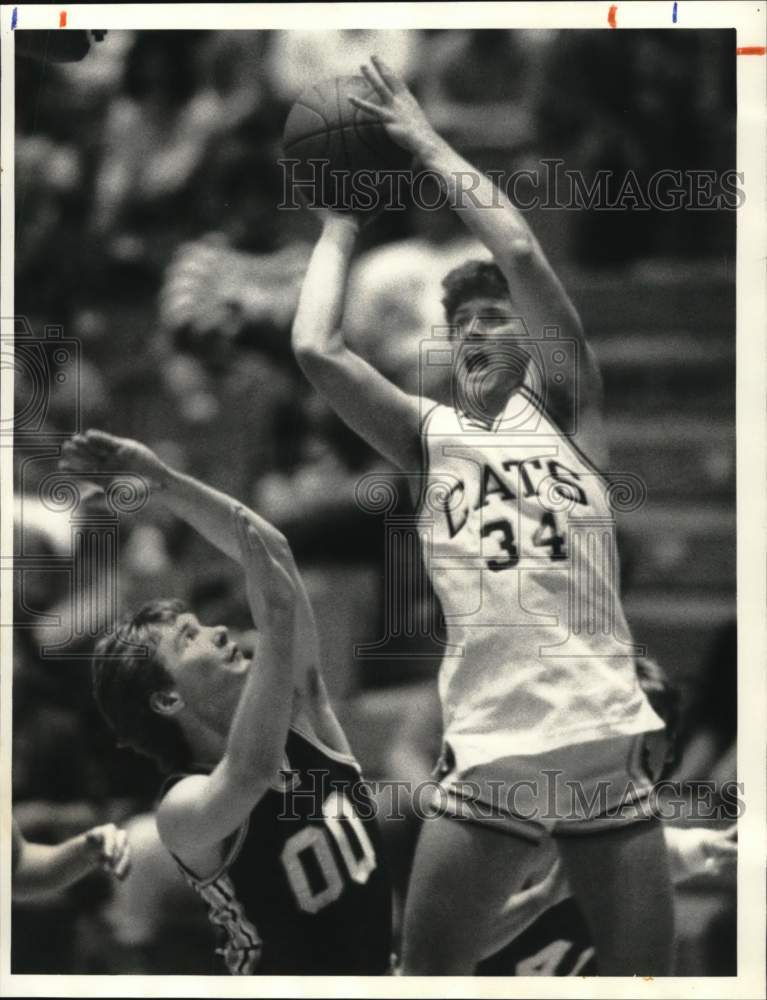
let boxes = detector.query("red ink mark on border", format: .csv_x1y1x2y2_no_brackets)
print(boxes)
736,46,766,55
59,10,67,28
608,5,618,28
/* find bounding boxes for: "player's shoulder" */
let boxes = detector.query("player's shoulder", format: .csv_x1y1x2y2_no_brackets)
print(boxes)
156,773,209,845
418,396,449,434
419,396,455,435
155,770,241,876
156,774,241,882
518,382,609,471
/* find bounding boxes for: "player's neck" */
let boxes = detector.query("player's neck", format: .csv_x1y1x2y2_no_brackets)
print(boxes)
451,370,516,418
179,714,228,769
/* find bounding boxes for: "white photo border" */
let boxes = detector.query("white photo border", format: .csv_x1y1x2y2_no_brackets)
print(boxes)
1,3,765,998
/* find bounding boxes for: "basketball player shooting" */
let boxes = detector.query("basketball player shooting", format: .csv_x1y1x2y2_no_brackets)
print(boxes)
58,430,392,976
291,56,674,975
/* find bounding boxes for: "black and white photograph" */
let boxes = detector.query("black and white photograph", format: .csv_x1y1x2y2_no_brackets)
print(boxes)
2,3,765,995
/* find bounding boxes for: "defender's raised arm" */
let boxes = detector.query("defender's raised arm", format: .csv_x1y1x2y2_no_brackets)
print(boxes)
59,429,292,571
60,429,350,756
156,511,300,857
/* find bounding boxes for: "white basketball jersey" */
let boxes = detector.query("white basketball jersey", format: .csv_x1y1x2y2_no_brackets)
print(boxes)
418,384,664,761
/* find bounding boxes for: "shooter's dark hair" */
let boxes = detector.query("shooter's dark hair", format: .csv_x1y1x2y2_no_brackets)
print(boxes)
92,598,191,774
441,260,512,324
635,655,682,779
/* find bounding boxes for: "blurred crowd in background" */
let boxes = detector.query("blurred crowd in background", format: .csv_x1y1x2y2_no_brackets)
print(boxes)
13,29,736,975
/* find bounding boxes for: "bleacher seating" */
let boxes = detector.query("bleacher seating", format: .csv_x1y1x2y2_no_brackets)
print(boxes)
571,267,735,693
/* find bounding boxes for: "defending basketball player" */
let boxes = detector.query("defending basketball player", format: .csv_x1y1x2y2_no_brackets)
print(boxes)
58,430,392,976
291,56,675,974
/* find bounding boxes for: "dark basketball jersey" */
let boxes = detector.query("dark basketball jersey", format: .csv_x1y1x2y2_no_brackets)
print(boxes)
477,897,597,976
165,728,392,975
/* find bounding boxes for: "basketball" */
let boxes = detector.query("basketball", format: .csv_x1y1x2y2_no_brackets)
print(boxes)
282,75,412,213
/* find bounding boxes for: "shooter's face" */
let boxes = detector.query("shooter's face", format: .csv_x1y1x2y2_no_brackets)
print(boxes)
450,296,527,387
451,295,516,358
156,611,251,720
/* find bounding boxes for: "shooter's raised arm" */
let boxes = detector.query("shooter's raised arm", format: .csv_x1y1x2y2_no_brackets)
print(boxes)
291,213,425,472
351,55,603,424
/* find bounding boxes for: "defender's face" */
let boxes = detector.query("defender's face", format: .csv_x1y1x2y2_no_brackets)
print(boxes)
156,611,251,717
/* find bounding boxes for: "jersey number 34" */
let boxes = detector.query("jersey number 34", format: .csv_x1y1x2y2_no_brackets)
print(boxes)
481,511,567,571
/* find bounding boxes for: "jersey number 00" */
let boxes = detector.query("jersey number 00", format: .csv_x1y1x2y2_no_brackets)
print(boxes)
280,791,378,914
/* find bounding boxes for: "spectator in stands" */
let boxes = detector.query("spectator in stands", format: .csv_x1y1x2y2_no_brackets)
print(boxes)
265,30,420,105
418,30,553,151
675,619,737,790
92,31,213,248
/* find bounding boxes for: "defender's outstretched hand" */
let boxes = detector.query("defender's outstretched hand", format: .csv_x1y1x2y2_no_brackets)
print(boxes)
59,429,169,490
233,507,296,627
85,823,132,881
350,55,439,158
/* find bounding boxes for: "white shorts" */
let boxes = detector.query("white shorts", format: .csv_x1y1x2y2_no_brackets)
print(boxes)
430,729,668,843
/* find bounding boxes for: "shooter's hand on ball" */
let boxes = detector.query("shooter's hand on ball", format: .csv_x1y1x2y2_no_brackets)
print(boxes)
350,55,440,160
349,53,592,427
85,823,132,881
59,429,170,491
